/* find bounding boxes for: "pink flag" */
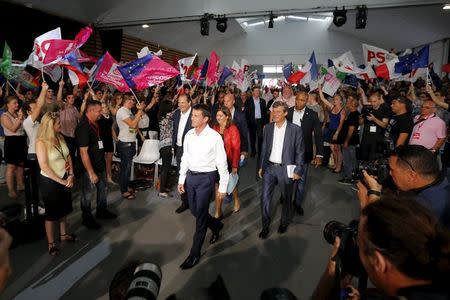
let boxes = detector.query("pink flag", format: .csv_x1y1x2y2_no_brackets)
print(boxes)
43,26,93,64
95,52,130,92
206,51,220,86
133,56,180,91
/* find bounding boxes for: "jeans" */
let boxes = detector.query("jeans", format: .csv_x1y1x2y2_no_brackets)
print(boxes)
117,141,136,194
294,163,309,207
159,146,172,192
343,145,357,179
81,170,108,214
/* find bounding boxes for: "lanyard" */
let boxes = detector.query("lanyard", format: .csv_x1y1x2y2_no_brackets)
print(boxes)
88,120,100,139
415,114,435,131
54,139,67,162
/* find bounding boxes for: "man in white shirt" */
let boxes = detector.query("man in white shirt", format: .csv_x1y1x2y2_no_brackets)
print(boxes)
172,95,193,213
258,101,304,239
178,104,229,269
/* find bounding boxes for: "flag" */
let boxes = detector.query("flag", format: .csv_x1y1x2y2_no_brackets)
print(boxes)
442,64,450,73
88,54,104,82
241,59,250,74
309,51,319,81
118,54,179,91
332,51,359,74
0,42,12,79
283,63,293,80
343,74,359,87
288,52,317,84
327,59,334,67
64,64,88,87
43,26,93,64
393,45,429,75
43,64,62,82
322,73,341,96
218,66,233,86
27,27,62,69
375,58,400,80
362,43,397,66
206,51,220,86
95,52,129,92
178,54,197,81
10,67,40,91
396,68,427,82
200,58,209,79
356,64,377,81
412,45,429,69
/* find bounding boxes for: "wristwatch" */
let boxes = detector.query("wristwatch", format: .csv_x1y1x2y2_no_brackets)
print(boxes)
367,190,381,197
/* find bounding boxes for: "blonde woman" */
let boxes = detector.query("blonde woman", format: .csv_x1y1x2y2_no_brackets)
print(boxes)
36,112,76,256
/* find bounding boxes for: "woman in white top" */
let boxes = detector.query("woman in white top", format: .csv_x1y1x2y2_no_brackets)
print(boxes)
116,94,145,199
36,112,75,256
0,95,27,198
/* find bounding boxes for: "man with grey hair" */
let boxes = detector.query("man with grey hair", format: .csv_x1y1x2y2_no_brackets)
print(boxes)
258,101,304,239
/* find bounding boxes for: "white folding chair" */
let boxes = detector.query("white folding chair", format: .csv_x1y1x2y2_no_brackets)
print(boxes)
133,139,160,188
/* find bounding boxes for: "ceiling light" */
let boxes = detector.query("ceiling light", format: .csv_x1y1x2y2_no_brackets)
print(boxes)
142,24,149,28
287,15,308,20
216,15,228,33
443,4,450,9
333,7,347,27
356,5,368,29
200,14,210,36
268,12,274,28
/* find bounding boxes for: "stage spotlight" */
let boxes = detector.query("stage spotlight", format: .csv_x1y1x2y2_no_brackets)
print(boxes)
333,7,347,27
356,5,367,29
216,15,228,33
268,12,274,28
200,14,210,36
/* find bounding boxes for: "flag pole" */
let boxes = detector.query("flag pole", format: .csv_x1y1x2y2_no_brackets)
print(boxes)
6,80,19,95
129,88,141,105
41,68,46,83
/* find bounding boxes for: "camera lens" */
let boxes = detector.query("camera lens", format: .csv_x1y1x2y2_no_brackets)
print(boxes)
323,221,347,245
126,263,162,300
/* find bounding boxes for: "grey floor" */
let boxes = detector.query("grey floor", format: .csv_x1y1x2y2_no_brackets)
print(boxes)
1,158,360,300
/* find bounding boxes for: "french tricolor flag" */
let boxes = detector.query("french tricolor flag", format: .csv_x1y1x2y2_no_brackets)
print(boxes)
375,58,399,80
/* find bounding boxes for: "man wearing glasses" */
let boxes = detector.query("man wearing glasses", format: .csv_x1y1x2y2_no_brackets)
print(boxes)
357,145,450,228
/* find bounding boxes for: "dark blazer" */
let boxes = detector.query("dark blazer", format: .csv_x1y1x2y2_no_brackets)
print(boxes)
260,121,304,177
246,97,267,126
287,106,324,164
233,109,249,152
172,108,192,149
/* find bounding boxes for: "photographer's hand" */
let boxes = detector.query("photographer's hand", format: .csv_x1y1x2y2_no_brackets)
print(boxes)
357,170,382,209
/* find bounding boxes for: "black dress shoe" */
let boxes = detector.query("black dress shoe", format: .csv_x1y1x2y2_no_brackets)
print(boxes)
210,222,224,244
96,209,118,219
278,224,288,234
180,256,200,270
259,228,269,239
294,205,304,216
82,214,101,230
175,203,189,214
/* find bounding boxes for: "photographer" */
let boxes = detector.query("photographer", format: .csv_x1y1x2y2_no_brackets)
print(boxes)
312,196,450,300
359,91,390,161
357,145,450,228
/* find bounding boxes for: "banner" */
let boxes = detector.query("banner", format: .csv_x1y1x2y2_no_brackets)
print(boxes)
27,27,62,69
95,52,130,92
322,73,341,96
362,43,397,66
206,51,220,86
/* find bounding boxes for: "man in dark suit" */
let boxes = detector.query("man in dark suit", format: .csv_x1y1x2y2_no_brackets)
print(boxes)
223,94,249,154
172,94,193,213
246,86,267,157
287,91,324,215
258,101,304,239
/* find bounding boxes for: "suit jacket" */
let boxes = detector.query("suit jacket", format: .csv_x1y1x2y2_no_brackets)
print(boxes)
287,107,324,164
172,108,192,149
246,97,267,126
233,109,249,152
260,121,304,177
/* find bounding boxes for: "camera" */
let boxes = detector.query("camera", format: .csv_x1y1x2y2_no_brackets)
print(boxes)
352,159,390,184
323,220,366,278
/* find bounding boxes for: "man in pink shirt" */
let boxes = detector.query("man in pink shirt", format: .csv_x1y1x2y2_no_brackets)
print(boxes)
409,100,446,154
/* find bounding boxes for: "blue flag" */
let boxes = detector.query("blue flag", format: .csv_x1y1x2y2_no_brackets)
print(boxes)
218,66,233,86
200,58,209,79
327,59,334,67
117,54,153,89
65,52,84,72
343,74,359,87
283,62,293,80
412,45,429,69
309,52,319,81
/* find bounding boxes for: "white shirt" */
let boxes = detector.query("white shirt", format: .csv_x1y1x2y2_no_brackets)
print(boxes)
269,121,287,164
116,107,137,142
176,107,191,147
23,115,39,154
178,125,229,193
292,108,305,127
229,106,235,120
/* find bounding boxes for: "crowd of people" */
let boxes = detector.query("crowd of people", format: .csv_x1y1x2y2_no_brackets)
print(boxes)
1,69,450,297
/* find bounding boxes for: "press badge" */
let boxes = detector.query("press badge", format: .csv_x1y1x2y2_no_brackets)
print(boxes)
98,140,104,149
369,126,377,133
412,132,420,139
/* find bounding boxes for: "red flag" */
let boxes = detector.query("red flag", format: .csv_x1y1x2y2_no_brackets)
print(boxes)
287,70,307,84
206,51,220,86
442,64,450,73
133,56,180,91
64,65,88,87
43,26,93,64
95,52,130,92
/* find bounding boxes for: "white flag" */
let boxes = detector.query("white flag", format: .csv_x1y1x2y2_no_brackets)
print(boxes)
178,54,197,81
362,43,397,66
332,51,361,74
26,28,62,69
